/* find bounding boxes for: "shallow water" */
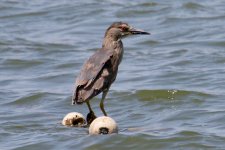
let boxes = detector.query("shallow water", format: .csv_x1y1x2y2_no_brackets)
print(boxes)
1,0,225,150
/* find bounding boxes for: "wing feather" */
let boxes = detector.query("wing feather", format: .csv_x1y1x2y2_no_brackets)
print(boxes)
72,48,114,104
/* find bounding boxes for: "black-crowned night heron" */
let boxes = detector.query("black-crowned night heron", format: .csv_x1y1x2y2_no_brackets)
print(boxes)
72,22,150,124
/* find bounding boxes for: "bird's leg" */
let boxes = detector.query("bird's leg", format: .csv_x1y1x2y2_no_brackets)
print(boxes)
86,101,97,125
100,89,109,116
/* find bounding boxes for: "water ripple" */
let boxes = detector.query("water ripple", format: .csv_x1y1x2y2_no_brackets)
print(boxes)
1,0,225,149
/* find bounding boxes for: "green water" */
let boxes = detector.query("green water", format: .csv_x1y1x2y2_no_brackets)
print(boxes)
1,0,225,150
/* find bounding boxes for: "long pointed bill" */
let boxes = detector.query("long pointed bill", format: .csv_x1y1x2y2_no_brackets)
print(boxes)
130,28,150,35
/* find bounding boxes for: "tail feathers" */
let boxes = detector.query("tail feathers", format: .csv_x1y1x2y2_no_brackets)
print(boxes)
72,85,85,105
72,93,83,105
72,87,95,105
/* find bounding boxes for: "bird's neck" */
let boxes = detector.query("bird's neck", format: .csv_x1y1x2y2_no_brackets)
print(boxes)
102,37,123,50
102,36,124,64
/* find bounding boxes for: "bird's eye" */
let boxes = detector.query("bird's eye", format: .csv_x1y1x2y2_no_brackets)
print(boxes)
119,26,128,32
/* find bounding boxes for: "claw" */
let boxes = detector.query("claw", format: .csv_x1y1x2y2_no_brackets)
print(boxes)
86,111,97,125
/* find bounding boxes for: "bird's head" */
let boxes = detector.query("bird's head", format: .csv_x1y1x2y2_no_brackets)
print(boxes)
104,22,150,40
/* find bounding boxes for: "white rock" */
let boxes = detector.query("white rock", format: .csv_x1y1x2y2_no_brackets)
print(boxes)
89,116,118,135
62,112,86,127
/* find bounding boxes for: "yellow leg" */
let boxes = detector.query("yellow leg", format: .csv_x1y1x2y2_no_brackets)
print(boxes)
100,89,108,116
86,101,96,125
86,101,93,112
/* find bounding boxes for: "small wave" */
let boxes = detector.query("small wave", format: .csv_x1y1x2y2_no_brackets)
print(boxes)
182,2,205,10
2,59,43,68
0,10,48,19
7,92,48,106
135,89,214,101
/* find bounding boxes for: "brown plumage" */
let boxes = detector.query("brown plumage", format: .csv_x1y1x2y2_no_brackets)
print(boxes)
74,48,115,103
72,22,150,124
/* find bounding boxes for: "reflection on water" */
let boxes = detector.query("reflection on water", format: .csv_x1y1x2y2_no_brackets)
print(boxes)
1,0,225,150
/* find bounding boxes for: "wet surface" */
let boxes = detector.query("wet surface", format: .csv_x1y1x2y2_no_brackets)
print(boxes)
1,0,225,149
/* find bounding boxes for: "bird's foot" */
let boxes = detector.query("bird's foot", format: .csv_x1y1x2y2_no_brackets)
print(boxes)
86,111,97,125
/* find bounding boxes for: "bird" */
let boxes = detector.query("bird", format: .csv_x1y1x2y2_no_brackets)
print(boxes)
72,22,150,124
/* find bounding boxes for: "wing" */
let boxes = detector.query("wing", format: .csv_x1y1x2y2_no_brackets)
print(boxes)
76,48,114,87
72,48,114,104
